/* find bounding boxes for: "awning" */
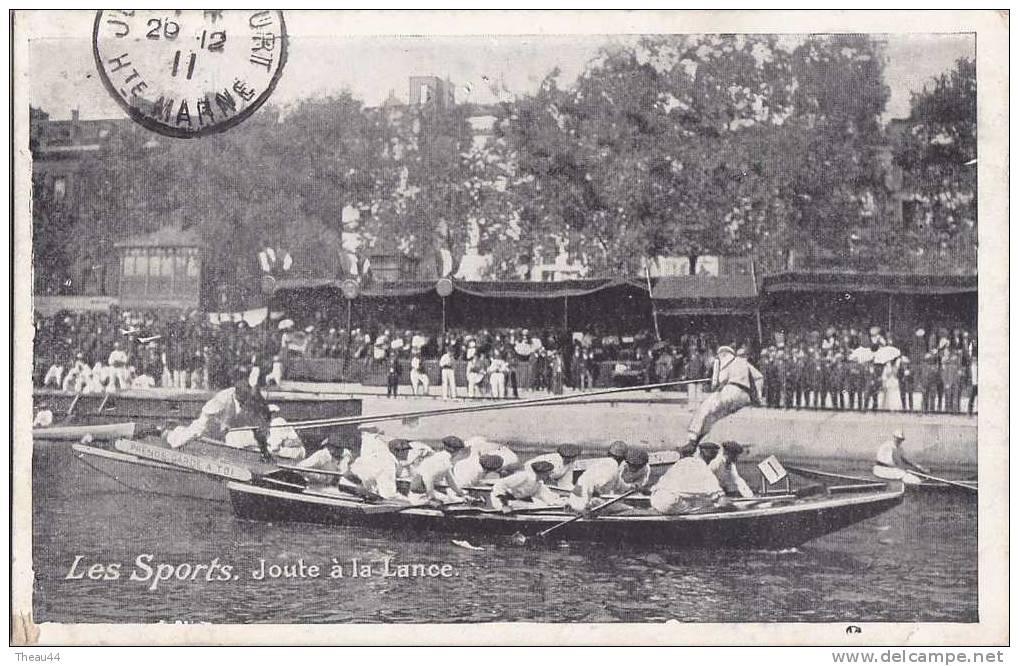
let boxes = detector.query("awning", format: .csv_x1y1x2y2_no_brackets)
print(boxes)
274,277,648,300
761,272,977,296
656,298,757,317
650,274,757,300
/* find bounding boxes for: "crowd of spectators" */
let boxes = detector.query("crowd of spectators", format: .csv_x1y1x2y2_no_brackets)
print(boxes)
756,324,977,415
32,307,977,415
34,308,275,393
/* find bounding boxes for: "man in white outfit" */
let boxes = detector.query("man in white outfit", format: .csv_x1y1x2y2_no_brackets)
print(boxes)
439,348,457,399
872,429,927,485
409,354,430,396
684,345,763,449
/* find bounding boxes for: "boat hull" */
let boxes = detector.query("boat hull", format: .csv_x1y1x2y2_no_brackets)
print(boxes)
227,482,905,549
72,442,234,501
34,388,362,447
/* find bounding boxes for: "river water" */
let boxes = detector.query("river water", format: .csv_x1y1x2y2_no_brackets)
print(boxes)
32,441,977,624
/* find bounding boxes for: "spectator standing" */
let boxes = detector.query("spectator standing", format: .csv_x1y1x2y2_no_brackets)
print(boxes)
386,351,401,398
489,352,508,398
439,347,457,399
409,353,430,396
941,347,961,412
967,352,978,416
467,353,485,398
898,356,914,411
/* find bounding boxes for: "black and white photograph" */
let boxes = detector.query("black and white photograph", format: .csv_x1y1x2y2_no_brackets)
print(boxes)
10,9,1008,647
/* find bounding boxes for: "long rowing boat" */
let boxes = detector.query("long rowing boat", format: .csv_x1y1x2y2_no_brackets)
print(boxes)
34,387,363,446
785,464,978,494
72,438,276,501
34,421,136,441
226,479,905,549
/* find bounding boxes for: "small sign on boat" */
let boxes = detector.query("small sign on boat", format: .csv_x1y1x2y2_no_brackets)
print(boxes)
114,439,253,482
757,455,788,485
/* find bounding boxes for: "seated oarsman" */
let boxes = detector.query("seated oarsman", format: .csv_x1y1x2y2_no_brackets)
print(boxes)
166,379,272,459
398,440,435,480
526,443,582,490
407,436,470,505
266,407,306,461
489,460,562,513
452,453,505,488
872,430,927,484
340,438,413,501
709,441,753,498
649,443,728,515
566,446,652,513
464,436,520,469
294,438,354,484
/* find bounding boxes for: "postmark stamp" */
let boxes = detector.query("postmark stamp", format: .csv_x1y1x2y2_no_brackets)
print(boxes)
92,9,287,138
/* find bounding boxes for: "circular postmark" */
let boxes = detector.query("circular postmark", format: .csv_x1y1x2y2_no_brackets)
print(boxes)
93,10,287,138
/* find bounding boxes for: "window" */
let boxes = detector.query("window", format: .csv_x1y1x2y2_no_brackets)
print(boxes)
149,251,161,276
420,83,432,103
161,253,174,276
186,251,199,277
123,255,134,276
135,254,149,276
53,177,66,200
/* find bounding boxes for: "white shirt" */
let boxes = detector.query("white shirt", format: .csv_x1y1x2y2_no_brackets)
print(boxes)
414,450,455,494
350,450,399,499
708,456,753,498
108,349,128,367
411,357,423,371
572,458,623,506
452,456,493,488
875,440,899,467
653,456,723,496
490,469,560,510
440,352,454,368
527,453,576,489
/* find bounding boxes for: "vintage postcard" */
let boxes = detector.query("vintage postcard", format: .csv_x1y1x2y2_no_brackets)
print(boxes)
10,9,1009,647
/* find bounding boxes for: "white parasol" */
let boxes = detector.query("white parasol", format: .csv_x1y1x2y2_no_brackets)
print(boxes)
849,346,874,364
872,345,902,365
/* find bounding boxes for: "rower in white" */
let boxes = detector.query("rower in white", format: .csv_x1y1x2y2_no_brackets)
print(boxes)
684,345,763,449
407,436,470,504
526,443,582,490
452,453,505,488
489,460,561,513
650,443,728,515
341,438,414,501
567,443,651,513
872,429,928,485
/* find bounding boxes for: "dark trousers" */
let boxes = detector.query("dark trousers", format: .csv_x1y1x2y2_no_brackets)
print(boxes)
387,373,399,397
510,370,519,398
900,383,914,411
968,385,977,415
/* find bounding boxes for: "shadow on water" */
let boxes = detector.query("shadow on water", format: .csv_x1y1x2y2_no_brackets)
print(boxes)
32,440,977,624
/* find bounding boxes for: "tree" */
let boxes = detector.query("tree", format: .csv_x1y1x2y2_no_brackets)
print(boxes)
892,57,976,273
477,34,893,277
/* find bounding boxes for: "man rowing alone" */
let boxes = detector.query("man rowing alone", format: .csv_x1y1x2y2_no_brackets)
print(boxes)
873,429,928,485
683,345,763,450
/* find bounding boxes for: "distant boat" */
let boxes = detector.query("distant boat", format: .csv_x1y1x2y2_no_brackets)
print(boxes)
33,422,136,441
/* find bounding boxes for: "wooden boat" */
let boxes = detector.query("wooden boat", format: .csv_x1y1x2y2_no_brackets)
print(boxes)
72,437,276,502
33,388,362,446
33,421,136,441
785,464,977,495
226,479,906,549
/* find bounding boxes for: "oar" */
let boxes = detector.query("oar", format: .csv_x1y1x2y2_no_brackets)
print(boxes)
512,488,639,545
227,377,712,434
785,464,874,485
910,470,977,492
60,388,84,424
